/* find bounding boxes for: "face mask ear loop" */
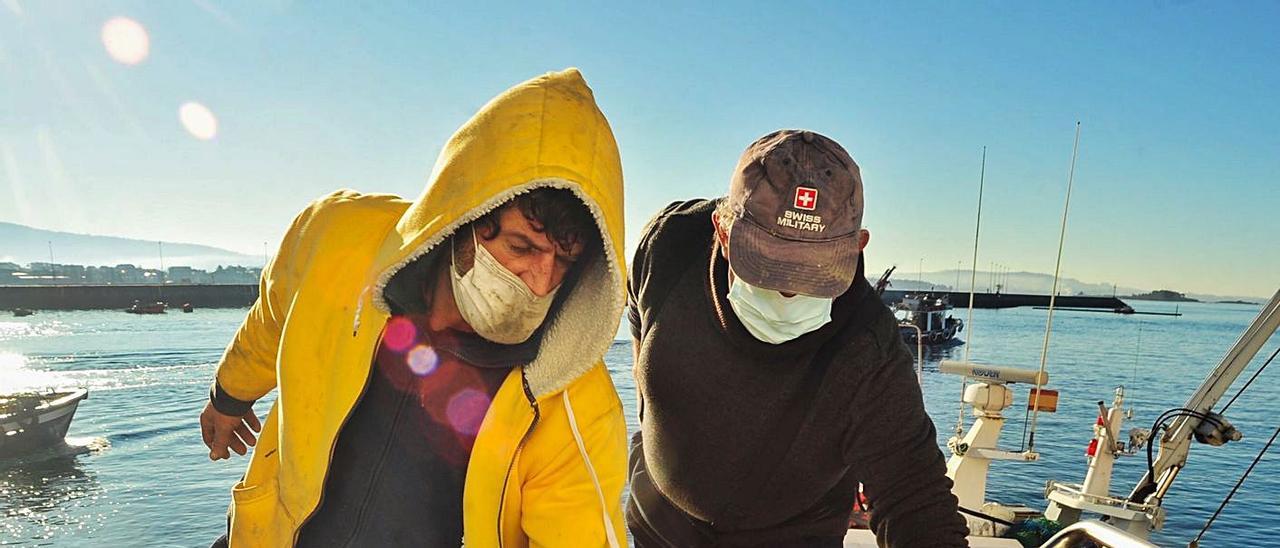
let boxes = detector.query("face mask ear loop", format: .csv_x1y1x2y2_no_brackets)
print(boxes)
461,225,486,277
448,227,473,278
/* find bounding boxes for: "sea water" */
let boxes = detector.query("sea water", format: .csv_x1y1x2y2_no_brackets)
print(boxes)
2,301,1277,546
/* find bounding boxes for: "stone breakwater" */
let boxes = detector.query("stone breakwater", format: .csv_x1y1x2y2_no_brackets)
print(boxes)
880,290,1132,311
0,284,258,310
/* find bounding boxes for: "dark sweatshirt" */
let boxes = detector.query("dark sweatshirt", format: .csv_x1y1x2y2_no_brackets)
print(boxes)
215,249,542,547
294,319,514,547
627,199,967,547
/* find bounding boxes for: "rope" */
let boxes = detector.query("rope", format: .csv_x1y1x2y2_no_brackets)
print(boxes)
1189,422,1280,547
958,505,1015,527
1222,345,1280,413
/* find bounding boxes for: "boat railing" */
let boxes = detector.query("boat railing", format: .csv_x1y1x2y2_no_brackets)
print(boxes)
898,322,924,384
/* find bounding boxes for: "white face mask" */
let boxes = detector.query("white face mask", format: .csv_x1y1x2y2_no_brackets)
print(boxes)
450,228,559,344
726,269,832,344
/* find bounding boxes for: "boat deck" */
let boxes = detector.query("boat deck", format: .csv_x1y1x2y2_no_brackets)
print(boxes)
844,529,1022,547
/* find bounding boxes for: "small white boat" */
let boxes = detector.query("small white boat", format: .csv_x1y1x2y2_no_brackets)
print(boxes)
0,388,89,458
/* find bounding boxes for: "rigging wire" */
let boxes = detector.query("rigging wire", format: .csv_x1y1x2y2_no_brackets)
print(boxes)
1188,422,1280,548
1222,345,1279,413
1024,122,1082,452
957,146,987,437
1131,320,1143,392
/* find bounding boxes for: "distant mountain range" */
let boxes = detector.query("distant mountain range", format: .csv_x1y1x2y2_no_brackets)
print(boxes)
0,222,259,270
875,267,1265,305
0,222,1265,303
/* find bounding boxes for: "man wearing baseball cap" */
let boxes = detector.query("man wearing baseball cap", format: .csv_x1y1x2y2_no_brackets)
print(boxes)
626,130,967,546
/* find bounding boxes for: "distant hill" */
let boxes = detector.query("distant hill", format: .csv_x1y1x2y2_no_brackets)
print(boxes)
876,268,1144,297
1129,289,1199,302
0,222,258,269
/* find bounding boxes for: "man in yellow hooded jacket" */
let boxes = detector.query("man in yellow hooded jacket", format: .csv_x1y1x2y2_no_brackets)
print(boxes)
199,69,628,547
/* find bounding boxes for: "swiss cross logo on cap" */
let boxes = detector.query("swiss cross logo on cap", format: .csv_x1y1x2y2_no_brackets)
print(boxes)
794,187,818,211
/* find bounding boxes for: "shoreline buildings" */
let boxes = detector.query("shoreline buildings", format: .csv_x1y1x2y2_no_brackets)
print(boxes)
0,262,262,286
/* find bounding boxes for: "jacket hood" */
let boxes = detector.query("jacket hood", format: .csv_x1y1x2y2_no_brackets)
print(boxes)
364,68,626,399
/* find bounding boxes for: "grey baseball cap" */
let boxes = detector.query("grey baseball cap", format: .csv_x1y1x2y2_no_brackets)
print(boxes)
725,129,864,298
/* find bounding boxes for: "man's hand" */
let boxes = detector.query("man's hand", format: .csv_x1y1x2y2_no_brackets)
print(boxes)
200,401,261,460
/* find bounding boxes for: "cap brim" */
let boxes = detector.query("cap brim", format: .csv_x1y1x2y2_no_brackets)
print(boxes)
727,217,859,298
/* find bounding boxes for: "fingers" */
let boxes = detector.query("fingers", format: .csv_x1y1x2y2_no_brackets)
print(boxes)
210,426,233,460
200,414,214,448
229,434,248,456
244,411,261,433
204,406,261,461
235,422,258,448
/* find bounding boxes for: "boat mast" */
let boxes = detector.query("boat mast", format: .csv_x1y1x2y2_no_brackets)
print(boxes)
157,241,166,300
964,146,986,365
1026,122,1081,452
956,146,987,436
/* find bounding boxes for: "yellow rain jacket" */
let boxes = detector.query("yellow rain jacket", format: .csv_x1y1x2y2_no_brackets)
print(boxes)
214,68,628,547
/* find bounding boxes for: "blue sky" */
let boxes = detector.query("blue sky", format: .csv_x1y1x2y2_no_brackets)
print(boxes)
1,1,1277,297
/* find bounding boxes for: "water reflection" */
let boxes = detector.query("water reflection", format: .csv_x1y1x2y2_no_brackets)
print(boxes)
0,351,75,393
908,339,966,371
0,442,107,543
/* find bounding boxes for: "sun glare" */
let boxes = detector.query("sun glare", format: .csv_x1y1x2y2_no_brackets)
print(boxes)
101,17,150,65
179,102,219,140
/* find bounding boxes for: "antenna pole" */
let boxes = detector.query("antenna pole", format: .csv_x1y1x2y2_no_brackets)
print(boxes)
958,146,987,435
1028,122,1082,451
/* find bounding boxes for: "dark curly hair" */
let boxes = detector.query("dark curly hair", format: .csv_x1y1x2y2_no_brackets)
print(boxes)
473,188,599,255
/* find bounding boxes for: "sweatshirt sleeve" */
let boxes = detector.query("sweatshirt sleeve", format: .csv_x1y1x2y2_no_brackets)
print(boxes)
626,201,670,343
210,197,327,407
626,251,644,343
844,326,969,547
627,199,710,343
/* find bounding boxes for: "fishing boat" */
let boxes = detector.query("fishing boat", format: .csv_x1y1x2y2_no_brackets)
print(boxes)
874,266,966,347
0,388,89,458
12,308,34,317
895,293,964,346
126,300,167,314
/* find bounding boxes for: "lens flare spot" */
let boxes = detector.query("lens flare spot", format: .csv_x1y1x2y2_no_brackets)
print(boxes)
383,317,417,352
101,17,149,65
446,388,490,437
179,102,218,140
407,345,439,376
